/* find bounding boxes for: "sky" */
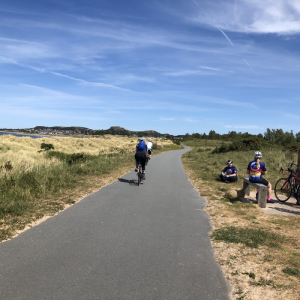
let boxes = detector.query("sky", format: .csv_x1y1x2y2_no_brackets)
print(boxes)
1,0,300,135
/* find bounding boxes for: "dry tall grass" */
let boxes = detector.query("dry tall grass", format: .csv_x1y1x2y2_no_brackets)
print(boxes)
0,135,172,176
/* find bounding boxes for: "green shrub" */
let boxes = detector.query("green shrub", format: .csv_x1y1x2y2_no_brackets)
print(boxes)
40,143,54,151
212,139,261,154
285,142,300,153
68,153,86,165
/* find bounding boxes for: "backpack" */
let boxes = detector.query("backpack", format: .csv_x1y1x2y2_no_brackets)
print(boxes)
137,141,146,151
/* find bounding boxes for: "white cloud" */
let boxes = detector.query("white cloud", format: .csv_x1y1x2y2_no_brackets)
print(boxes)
193,0,300,35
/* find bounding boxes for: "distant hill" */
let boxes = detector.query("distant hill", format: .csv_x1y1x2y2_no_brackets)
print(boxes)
11,125,168,137
94,127,165,137
94,126,131,136
34,126,91,132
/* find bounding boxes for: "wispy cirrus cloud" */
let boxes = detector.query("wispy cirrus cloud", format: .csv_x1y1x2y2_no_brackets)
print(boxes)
0,56,132,92
200,66,221,71
0,84,99,108
184,118,200,123
160,117,175,121
225,125,264,129
164,70,203,77
193,96,258,109
0,37,42,45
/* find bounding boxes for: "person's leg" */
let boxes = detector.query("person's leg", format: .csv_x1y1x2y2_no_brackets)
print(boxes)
220,174,225,182
135,153,144,170
268,182,272,197
260,178,273,202
141,154,146,171
228,176,237,182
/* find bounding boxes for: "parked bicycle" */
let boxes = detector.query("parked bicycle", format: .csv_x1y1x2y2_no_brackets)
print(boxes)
274,161,300,203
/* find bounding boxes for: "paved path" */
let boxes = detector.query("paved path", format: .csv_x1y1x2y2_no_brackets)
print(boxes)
0,146,230,300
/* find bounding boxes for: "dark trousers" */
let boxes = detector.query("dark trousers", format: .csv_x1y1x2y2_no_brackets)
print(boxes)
220,174,238,182
135,153,146,171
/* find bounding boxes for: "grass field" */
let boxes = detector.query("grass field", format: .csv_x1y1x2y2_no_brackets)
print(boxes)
182,139,300,300
0,135,180,242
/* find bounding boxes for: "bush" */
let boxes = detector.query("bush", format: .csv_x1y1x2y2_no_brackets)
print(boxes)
40,143,54,151
212,139,261,154
46,151,92,164
285,142,300,153
68,153,86,165
152,143,158,150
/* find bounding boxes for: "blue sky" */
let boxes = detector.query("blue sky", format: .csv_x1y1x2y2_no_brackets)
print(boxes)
1,0,300,135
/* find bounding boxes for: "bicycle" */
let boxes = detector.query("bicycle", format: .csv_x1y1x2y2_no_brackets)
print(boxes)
136,162,144,186
145,150,151,166
274,161,300,203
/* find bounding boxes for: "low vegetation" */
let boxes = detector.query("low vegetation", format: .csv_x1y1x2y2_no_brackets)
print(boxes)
0,135,180,242
182,139,300,299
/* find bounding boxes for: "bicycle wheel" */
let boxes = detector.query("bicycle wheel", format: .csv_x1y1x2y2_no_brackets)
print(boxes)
296,184,300,205
274,178,292,202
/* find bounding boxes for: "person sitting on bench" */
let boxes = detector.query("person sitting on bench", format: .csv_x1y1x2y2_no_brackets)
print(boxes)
220,160,238,183
247,151,273,203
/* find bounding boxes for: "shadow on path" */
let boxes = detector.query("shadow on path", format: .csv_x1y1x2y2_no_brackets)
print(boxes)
268,206,300,216
118,178,140,186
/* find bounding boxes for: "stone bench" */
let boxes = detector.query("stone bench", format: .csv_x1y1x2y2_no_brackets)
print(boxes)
237,178,268,208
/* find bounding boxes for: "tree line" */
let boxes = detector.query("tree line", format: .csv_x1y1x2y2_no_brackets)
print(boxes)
183,129,300,147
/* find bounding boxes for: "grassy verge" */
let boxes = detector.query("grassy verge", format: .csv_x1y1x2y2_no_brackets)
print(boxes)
0,136,181,242
182,139,300,300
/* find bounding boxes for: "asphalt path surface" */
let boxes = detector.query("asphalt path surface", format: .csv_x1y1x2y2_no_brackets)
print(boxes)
0,146,230,300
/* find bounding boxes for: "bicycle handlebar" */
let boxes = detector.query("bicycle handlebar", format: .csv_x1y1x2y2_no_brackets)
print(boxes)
291,161,299,168
280,167,286,175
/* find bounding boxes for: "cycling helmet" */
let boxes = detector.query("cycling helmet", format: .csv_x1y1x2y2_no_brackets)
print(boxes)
227,160,233,164
254,151,262,159
141,137,145,141
148,138,152,142
138,137,143,141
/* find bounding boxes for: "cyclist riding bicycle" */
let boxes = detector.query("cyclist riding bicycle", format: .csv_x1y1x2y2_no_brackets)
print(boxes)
247,151,273,204
147,138,153,158
135,137,148,179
